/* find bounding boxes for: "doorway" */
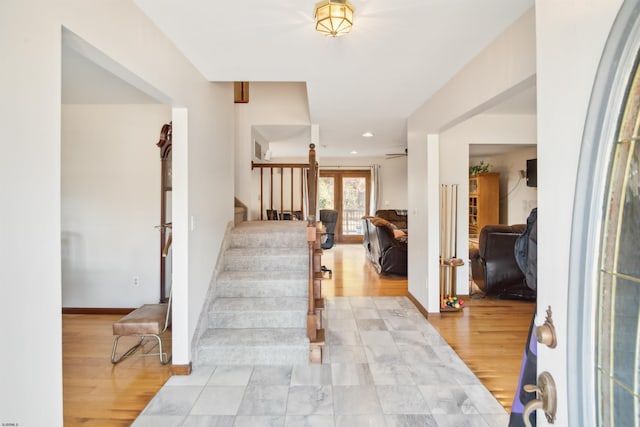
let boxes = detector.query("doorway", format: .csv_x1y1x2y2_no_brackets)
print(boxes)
318,170,370,243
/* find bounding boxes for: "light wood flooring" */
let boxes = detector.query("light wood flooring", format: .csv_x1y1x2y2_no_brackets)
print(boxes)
62,243,534,425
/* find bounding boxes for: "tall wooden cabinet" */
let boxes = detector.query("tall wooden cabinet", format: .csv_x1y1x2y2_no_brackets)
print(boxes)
469,172,499,234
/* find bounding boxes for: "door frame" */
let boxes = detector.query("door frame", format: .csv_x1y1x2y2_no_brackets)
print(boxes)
567,2,640,424
319,170,371,244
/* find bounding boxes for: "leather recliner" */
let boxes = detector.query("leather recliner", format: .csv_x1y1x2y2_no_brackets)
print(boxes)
470,224,526,295
362,216,407,276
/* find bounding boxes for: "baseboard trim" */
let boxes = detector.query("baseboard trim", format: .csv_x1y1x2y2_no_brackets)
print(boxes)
62,307,135,315
171,362,192,375
406,292,429,319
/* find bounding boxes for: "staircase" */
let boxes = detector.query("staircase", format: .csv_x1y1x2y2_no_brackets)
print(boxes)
195,221,314,366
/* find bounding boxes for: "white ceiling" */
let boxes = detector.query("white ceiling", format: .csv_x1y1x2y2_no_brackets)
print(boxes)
132,0,534,158
62,1,536,158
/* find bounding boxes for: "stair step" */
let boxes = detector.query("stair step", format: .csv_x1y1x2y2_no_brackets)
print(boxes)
209,297,307,328
216,271,307,297
196,328,310,366
230,221,307,249
224,248,307,271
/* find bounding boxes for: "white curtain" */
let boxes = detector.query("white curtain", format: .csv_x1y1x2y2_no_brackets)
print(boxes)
370,164,380,216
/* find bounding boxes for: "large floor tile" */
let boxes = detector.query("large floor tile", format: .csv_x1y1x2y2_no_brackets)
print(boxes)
237,385,289,415
286,386,333,415
141,386,203,416
332,385,383,415
376,385,430,414
190,386,246,416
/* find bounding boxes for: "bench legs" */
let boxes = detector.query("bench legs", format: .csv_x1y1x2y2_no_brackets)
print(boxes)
111,334,171,365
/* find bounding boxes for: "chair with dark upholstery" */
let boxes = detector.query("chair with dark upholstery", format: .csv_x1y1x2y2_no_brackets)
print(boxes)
319,209,338,277
362,217,407,276
469,224,535,300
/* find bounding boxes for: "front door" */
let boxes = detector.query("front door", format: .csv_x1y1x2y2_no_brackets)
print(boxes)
318,170,370,243
542,4,640,426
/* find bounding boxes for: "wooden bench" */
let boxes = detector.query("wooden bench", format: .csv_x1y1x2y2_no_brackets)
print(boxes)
111,298,171,365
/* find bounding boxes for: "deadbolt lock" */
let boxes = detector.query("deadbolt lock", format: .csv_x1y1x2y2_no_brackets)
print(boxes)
535,306,557,348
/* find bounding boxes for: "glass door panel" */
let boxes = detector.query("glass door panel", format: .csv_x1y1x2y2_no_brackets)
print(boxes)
318,176,335,209
342,177,367,237
319,170,370,243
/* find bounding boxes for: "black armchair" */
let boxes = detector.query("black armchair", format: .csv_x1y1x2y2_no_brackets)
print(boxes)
470,224,535,300
320,209,338,277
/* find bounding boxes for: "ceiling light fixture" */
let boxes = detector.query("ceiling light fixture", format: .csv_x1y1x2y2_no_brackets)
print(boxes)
362,131,374,138
350,150,358,155
314,0,355,37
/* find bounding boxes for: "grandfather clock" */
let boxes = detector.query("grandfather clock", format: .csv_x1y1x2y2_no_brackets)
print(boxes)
157,123,172,303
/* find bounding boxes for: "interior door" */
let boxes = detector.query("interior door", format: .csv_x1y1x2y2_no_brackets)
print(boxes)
318,170,370,243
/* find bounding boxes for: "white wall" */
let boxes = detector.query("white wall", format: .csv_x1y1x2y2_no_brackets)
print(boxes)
470,145,538,225
0,1,233,425
378,157,408,210
61,104,170,307
235,82,310,218
535,1,623,425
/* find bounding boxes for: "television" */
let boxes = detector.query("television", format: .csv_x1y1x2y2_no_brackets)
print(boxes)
526,159,537,187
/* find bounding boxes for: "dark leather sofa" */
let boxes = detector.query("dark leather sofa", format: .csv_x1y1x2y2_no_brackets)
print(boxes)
362,216,407,276
469,224,534,299
374,209,408,230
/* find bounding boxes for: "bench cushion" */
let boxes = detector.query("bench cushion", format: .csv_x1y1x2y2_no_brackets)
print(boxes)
113,304,168,336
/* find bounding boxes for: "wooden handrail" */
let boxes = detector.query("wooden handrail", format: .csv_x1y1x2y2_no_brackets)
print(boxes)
252,161,308,169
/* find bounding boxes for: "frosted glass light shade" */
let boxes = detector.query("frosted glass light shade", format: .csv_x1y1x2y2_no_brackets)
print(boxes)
314,0,355,37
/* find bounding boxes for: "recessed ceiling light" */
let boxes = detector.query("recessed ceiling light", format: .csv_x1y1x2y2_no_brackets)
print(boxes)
350,150,358,155
362,132,374,138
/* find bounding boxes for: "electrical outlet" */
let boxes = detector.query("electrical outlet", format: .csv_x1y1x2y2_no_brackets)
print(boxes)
132,276,140,287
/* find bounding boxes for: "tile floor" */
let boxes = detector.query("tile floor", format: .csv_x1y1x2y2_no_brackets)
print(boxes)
132,297,509,427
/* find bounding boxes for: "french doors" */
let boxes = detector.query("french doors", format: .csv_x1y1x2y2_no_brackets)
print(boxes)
318,170,370,243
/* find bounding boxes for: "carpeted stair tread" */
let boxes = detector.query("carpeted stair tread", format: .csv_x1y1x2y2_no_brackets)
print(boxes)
232,221,307,233
208,297,308,328
224,248,307,271
217,270,307,282
197,328,310,366
229,221,308,249
210,297,307,312
225,247,307,257
216,271,307,297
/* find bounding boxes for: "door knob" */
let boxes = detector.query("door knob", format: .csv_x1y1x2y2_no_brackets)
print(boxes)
522,371,557,427
535,306,557,348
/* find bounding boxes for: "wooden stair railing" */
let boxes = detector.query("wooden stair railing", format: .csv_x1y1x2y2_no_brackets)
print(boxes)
251,161,309,220
305,144,325,363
